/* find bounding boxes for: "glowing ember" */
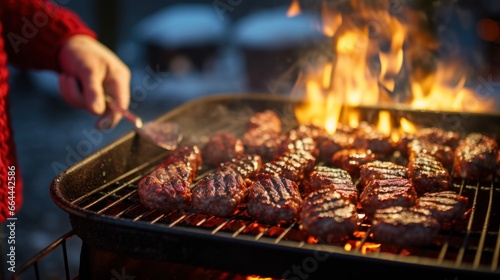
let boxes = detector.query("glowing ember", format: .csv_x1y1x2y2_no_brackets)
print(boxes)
293,0,497,134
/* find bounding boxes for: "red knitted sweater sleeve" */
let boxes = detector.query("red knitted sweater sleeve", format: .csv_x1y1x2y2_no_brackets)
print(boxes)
0,0,97,71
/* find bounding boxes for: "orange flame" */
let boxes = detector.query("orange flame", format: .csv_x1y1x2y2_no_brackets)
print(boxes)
294,1,496,134
287,0,301,17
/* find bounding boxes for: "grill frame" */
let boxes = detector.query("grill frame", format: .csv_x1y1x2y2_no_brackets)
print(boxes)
50,93,500,279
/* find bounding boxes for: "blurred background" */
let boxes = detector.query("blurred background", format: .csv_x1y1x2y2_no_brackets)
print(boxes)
5,0,500,278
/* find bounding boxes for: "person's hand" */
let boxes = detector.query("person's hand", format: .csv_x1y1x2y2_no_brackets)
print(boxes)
58,34,131,130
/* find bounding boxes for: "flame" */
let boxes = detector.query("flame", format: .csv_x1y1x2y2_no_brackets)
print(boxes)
293,1,496,134
287,0,301,17
344,241,381,254
246,276,273,280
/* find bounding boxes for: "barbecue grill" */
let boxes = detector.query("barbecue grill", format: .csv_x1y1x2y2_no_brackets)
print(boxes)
13,94,500,280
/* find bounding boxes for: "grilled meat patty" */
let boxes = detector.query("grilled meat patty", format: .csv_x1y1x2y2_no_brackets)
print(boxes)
247,177,303,225
359,178,418,218
138,161,193,212
408,139,454,171
257,150,316,183
359,161,409,191
192,167,247,217
160,144,202,179
301,188,358,243
350,122,395,156
302,166,358,203
331,149,379,179
371,206,441,247
316,132,351,163
408,153,451,195
247,109,282,134
219,154,263,184
417,191,469,223
453,133,499,180
202,131,245,167
243,110,283,162
416,127,461,149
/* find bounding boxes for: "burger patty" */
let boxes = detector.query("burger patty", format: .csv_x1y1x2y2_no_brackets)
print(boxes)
331,149,379,179
359,161,409,191
247,177,302,225
302,166,358,203
300,188,358,243
359,178,418,218
453,133,499,181
219,154,263,184
257,150,316,183
408,153,451,195
138,161,193,212
371,206,441,247
192,167,247,217
417,191,469,223
201,131,245,167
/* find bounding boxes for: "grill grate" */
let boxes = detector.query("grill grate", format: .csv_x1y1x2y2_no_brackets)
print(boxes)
69,137,500,277
50,94,500,279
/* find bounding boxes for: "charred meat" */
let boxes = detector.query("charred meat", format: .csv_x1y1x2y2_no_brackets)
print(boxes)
257,150,316,183
371,206,441,247
359,178,418,218
302,166,358,203
160,144,202,177
138,161,193,212
417,191,469,223
359,161,409,191
408,153,451,195
247,177,302,225
331,149,379,179
453,133,499,180
407,139,454,171
219,154,263,184
201,131,245,167
415,127,460,149
192,167,247,217
300,188,358,243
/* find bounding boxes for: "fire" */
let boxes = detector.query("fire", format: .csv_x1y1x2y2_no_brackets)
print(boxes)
293,0,497,134
286,0,301,17
246,276,273,280
344,241,381,254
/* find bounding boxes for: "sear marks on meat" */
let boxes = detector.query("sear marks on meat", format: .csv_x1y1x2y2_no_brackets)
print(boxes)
359,161,409,191
415,127,461,149
349,122,395,156
160,144,202,178
331,149,379,179
408,139,454,171
192,167,247,217
247,177,303,225
408,153,451,195
247,109,282,134
202,131,245,167
417,191,469,223
278,135,319,159
316,132,352,163
300,188,358,243
453,133,499,180
219,154,263,183
286,124,329,143
257,150,316,183
359,178,418,218
302,166,358,204
371,206,441,247
138,162,193,212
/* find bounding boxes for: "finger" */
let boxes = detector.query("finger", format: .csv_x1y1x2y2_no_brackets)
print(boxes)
58,74,85,109
103,68,131,127
79,69,106,115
